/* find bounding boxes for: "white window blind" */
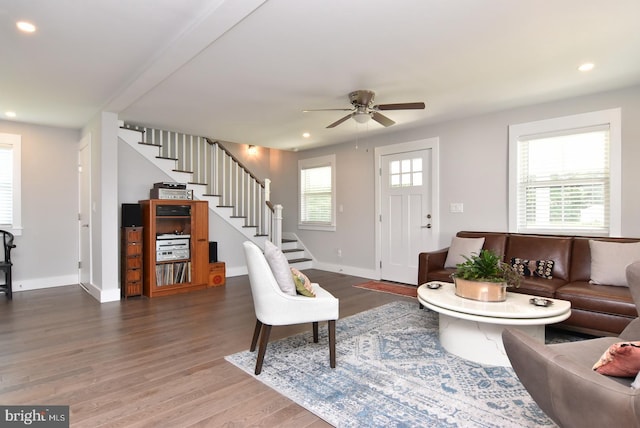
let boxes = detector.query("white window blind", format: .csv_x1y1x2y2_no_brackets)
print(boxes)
299,155,336,231
0,144,13,225
516,126,610,234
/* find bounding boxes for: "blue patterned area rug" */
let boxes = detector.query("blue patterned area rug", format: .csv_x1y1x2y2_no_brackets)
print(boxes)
225,301,563,427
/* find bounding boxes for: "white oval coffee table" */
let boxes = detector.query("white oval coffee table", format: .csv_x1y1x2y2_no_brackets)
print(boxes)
417,281,571,366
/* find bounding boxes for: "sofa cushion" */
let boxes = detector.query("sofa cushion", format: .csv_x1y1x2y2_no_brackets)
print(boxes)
444,236,485,268
426,268,456,283
589,240,640,287
555,281,637,318
458,231,508,259
571,237,640,282
505,235,572,281
511,258,555,279
512,277,566,298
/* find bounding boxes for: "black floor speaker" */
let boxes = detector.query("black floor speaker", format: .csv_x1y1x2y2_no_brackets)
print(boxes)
209,241,218,263
122,203,142,227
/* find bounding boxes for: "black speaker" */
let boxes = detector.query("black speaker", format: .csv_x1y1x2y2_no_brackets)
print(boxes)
122,203,142,227
209,241,218,263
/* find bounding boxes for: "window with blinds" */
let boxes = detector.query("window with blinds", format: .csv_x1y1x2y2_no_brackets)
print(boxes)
509,109,621,236
0,143,13,225
0,132,22,233
516,127,609,234
299,155,336,231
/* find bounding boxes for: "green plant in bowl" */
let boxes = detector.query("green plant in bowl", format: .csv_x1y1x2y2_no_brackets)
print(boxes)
454,249,521,288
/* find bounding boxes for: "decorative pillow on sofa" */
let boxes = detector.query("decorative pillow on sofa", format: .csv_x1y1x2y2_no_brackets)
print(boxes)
589,240,640,287
264,240,296,296
511,258,555,279
592,341,640,377
291,267,315,297
444,237,485,268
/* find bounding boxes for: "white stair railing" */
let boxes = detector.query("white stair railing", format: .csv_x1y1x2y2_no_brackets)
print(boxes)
135,125,279,239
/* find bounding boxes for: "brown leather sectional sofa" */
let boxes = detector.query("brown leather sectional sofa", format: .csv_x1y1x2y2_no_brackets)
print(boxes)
418,231,640,336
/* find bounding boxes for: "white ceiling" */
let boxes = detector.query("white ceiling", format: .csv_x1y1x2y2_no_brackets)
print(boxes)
2,0,640,151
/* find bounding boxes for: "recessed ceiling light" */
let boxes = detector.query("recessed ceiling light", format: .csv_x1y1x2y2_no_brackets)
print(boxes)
302,132,310,138
16,21,36,33
578,63,594,72
5,111,17,118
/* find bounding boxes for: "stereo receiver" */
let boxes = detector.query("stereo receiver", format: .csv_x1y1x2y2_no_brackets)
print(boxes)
156,236,190,262
150,188,193,200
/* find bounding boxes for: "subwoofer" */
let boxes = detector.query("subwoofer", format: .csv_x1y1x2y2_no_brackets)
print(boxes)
209,241,218,263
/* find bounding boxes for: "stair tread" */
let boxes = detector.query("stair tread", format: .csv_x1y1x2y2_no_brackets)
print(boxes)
288,258,312,263
120,126,145,134
139,142,160,147
173,169,193,173
282,238,297,243
282,248,303,253
157,156,178,161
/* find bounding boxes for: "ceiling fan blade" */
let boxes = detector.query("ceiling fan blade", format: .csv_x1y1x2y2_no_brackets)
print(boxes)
375,102,425,111
371,112,396,127
327,113,355,128
303,108,354,112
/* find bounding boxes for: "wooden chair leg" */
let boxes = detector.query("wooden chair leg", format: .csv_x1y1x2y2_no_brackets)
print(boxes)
255,324,272,375
328,319,336,368
312,321,319,343
250,319,262,352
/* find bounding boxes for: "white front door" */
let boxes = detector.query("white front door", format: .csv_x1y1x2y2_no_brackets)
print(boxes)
377,139,438,284
78,135,91,287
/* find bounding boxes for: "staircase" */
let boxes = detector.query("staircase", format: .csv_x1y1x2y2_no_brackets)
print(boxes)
118,124,313,269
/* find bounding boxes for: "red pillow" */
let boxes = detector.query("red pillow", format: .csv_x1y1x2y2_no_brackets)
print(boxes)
592,341,640,377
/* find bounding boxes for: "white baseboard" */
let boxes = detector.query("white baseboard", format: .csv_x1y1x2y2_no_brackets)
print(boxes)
226,262,378,282
11,275,120,303
312,262,379,280
11,275,79,292
80,282,121,303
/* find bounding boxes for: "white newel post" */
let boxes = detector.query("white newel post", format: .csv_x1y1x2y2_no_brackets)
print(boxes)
273,204,283,249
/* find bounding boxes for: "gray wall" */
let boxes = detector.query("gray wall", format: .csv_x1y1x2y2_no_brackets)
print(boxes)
3,83,639,293
283,85,640,274
0,120,80,291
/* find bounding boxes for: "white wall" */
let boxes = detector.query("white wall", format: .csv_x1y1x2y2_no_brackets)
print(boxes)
0,120,80,291
286,85,640,275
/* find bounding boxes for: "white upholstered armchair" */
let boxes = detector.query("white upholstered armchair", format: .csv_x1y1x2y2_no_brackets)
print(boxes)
242,241,339,375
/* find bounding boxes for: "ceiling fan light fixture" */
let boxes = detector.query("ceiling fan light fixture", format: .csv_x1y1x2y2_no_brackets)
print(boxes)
353,112,371,124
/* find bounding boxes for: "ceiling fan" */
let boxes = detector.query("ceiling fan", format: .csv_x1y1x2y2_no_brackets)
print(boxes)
304,89,425,128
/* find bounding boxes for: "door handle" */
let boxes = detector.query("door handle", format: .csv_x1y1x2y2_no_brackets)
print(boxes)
82,224,89,228
421,224,432,229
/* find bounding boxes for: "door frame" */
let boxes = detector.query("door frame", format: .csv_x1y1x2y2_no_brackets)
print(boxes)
374,138,440,280
78,134,92,290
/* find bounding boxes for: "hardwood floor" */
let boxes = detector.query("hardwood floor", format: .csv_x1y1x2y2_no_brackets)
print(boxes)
0,270,413,427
